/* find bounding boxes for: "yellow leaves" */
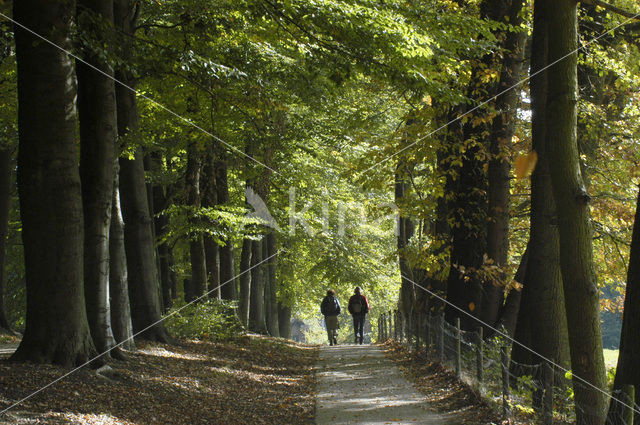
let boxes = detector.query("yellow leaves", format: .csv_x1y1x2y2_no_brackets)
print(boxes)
514,151,538,179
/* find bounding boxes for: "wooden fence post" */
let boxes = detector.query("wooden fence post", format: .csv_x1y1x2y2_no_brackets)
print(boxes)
455,317,461,377
476,326,484,389
415,312,421,350
425,312,431,356
438,313,445,361
501,346,511,420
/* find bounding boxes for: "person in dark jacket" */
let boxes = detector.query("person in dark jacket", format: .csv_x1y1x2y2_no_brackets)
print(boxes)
348,286,369,344
321,289,341,346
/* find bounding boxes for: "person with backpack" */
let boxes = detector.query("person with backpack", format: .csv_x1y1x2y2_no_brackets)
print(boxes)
348,286,369,344
321,289,341,346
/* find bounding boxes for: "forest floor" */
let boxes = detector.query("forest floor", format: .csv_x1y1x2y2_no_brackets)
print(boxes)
0,335,317,424
383,340,529,425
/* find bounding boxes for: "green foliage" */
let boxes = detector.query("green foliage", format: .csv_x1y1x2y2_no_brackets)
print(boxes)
164,299,243,340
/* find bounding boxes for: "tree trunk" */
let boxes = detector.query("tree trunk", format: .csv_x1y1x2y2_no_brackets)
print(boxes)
249,239,267,334
185,143,207,301
526,0,570,371
215,153,237,301
481,0,526,328
201,144,220,298
11,0,97,366
109,165,135,350
545,1,607,422
0,148,13,334
277,302,292,339
114,0,170,343
265,233,279,337
77,0,118,356
494,245,528,338
239,238,252,328
607,184,640,423
395,159,416,322
150,154,175,311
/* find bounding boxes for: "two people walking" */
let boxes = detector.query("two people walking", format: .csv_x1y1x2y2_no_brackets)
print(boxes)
321,287,370,345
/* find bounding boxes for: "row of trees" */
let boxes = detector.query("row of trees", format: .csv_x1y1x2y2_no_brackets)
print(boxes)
2,0,640,423
0,0,471,364
385,1,640,424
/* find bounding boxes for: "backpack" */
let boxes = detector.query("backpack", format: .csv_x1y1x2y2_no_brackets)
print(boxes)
322,296,339,316
351,296,363,313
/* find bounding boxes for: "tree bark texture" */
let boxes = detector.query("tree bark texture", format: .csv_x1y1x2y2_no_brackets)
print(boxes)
607,184,640,423
215,151,237,301
239,238,252,328
249,238,267,334
77,0,118,355
265,233,279,337
481,0,526,328
115,0,169,343
545,1,607,422
185,143,207,301
0,148,13,333
201,143,220,298
109,166,135,350
277,302,292,339
12,0,97,366
526,0,570,371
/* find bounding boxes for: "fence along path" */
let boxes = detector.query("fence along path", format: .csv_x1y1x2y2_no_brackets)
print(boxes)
378,310,640,424
315,344,455,425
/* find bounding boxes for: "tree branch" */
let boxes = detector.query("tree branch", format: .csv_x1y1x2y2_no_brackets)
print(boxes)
582,0,640,20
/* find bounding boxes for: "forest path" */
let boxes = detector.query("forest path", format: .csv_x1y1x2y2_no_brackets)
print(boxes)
314,344,455,424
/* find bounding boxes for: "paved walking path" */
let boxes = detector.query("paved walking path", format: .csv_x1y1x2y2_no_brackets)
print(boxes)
315,344,453,425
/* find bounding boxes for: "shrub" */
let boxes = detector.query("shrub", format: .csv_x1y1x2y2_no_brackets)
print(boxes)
165,298,243,341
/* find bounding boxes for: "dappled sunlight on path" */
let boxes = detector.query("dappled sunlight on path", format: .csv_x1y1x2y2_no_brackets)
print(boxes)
315,344,456,425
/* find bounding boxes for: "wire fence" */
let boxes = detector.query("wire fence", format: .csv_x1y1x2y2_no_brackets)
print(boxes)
377,310,639,425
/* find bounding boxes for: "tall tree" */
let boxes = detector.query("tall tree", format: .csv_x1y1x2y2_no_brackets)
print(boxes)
524,0,570,371
606,184,640,424
11,0,97,365
0,147,13,334
76,0,119,357
109,163,135,350
215,148,237,301
545,1,607,422
249,237,267,334
114,0,170,342
239,238,252,328
481,0,526,328
265,233,279,337
185,142,207,302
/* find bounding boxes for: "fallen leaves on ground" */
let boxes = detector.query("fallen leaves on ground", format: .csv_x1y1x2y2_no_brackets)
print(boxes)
0,335,317,424
382,340,511,425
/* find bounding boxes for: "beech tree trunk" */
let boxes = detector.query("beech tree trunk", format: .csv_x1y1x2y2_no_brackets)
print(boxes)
115,0,170,343
201,144,220,298
249,238,267,334
77,0,119,356
0,148,13,334
215,152,237,301
109,165,135,350
278,302,292,339
239,238,252,328
12,0,97,366
265,233,279,337
396,162,416,321
526,0,570,370
481,0,526,328
185,143,207,302
545,1,607,422
607,184,640,424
